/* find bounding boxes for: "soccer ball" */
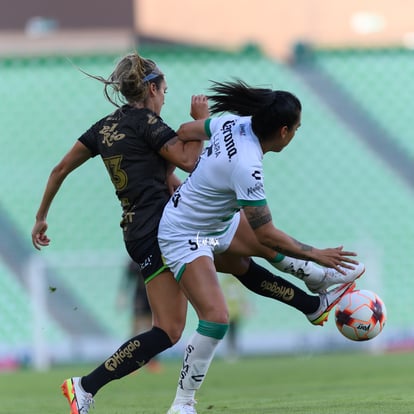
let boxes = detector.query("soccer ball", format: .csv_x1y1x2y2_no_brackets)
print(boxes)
335,289,387,341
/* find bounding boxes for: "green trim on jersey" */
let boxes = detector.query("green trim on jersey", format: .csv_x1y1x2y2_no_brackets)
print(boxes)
144,264,169,284
204,118,212,138
237,199,268,207
220,209,238,222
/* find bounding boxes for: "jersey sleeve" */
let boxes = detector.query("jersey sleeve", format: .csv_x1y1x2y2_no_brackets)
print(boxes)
78,121,101,157
205,115,238,138
233,162,267,207
143,113,177,151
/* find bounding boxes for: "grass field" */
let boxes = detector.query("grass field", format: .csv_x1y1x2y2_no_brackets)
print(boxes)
0,351,413,414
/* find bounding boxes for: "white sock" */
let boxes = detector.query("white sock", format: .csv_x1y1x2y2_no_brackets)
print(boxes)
269,254,325,283
173,331,221,405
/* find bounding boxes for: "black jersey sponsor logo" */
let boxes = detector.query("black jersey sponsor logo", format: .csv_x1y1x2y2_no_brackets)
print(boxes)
147,114,158,125
252,170,261,180
121,211,135,226
100,123,126,147
247,182,264,196
212,135,221,158
204,144,213,157
221,120,237,160
152,125,170,137
203,137,220,159
172,191,181,207
240,123,247,136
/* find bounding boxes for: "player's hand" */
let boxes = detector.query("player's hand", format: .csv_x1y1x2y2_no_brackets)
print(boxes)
31,220,51,250
313,246,359,274
166,173,182,195
190,95,210,120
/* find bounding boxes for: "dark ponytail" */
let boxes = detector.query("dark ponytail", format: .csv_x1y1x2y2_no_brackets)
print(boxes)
208,79,301,141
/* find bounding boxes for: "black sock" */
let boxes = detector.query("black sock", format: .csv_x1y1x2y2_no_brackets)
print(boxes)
81,326,172,395
232,259,319,314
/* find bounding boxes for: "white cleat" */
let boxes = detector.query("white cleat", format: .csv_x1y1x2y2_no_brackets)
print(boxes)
61,377,95,414
307,282,356,326
167,400,197,414
305,262,365,293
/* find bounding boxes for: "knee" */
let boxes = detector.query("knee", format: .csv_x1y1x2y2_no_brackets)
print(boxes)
203,307,229,325
167,328,183,345
215,310,230,325
157,321,185,345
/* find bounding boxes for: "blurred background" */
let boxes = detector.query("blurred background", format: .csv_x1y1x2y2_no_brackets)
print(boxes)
0,0,413,371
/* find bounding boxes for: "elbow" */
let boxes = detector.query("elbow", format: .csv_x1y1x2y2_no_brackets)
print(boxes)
176,124,191,141
50,163,70,183
177,159,197,173
176,142,203,172
254,228,274,248
258,234,276,249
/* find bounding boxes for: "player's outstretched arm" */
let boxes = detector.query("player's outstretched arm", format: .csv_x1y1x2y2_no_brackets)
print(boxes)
32,141,91,250
243,204,359,272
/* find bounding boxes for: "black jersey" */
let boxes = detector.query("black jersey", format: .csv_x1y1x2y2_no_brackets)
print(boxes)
79,105,176,241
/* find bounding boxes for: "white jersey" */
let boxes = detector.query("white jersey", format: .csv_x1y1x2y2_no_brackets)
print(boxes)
161,115,267,235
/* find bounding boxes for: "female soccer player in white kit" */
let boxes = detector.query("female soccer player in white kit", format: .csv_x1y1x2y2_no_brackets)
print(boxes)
159,80,364,413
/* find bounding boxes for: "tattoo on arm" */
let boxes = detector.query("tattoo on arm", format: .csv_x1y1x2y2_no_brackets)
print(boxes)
289,237,313,251
245,205,272,230
270,237,313,256
245,205,314,255
161,137,179,153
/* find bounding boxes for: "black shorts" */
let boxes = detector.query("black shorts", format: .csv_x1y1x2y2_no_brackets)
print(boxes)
125,229,169,283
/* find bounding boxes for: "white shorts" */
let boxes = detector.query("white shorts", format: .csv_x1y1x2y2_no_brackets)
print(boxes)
158,212,241,281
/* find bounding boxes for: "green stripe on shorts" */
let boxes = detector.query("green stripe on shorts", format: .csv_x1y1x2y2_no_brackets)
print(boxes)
144,264,169,284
